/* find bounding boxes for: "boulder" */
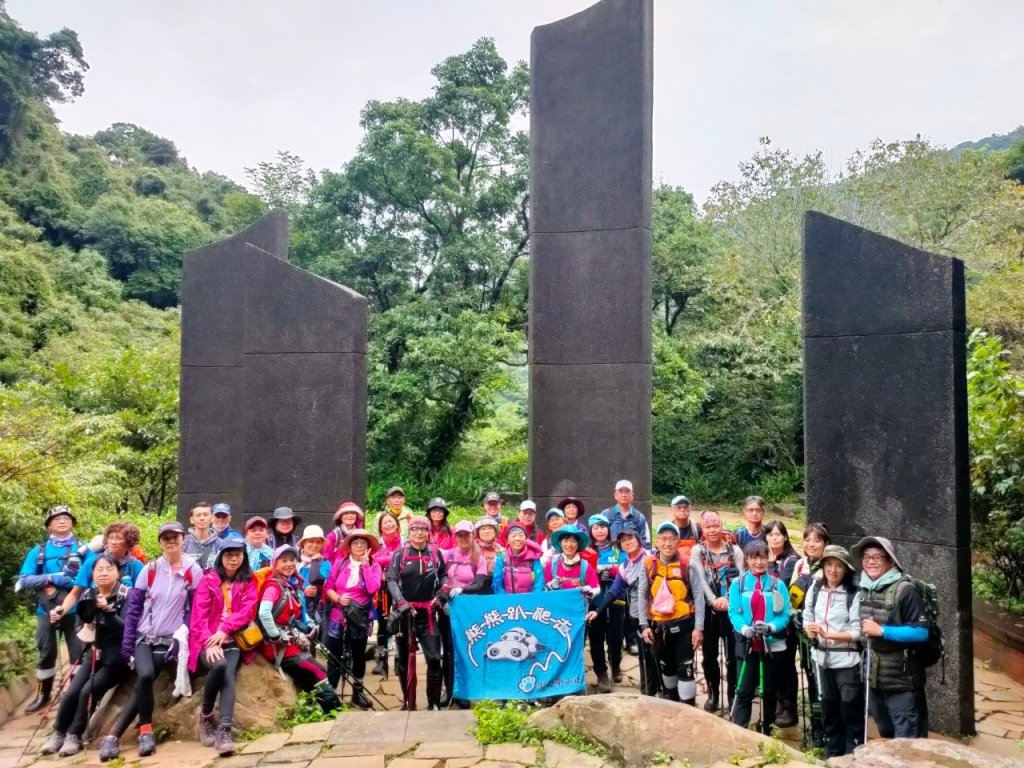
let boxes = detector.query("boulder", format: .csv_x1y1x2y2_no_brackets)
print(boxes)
828,738,1024,768
526,691,803,768
86,656,296,742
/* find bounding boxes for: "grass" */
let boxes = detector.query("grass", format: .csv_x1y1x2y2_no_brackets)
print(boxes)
471,700,608,760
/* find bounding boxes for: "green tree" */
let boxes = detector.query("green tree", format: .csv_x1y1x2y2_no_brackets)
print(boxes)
296,38,529,474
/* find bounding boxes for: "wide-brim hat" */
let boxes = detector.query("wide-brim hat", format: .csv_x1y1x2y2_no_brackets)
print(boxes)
551,527,590,552
850,536,902,571
272,507,302,526
339,528,379,556
45,505,77,527
475,516,500,531
557,497,586,516
298,525,326,546
334,501,364,523
817,544,855,572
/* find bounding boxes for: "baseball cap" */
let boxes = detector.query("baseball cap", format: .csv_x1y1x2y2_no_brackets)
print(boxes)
212,503,231,516
454,520,475,535
219,535,246,551
244,516,268,531
545,507,565,520
484,491,502,504
670,495,690,507
386,486,405,497
615,479,633,492
656,521,680,537
408,516,430,531
158,521,185,538
519,500,537,512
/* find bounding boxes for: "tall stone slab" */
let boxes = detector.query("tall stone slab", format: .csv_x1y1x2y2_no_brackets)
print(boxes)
528,0,653,516
178,211,368,529
802,211,972,736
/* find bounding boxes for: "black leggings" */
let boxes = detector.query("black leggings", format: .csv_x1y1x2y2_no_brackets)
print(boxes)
199,647,241,726
653,617,696,701
732,646,780,733
325,627,368,689
396,609,442,709
36,612,82,681
589,601,624,676
54,653,127,736
702,609,737,700
111,642,170,736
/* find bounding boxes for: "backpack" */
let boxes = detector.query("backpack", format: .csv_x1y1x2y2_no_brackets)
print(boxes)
738,571,788,638
884,576,943,669
252,567,301,639
145,562,195,592
398,544,444,591
551,555,589,588
696,542,739,599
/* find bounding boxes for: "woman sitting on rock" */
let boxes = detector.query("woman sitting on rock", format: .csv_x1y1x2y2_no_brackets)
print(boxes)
40,555,131,758
258,544,341,713
323,529,381,710
188,536,257,757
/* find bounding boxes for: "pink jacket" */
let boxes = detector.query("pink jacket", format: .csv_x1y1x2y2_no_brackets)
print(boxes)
544,555,600,593
374,533,403,572
324,556,382,625
188,571,258,672
444,547,488,590
430,526,456,551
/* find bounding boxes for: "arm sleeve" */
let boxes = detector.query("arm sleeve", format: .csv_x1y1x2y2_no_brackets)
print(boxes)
16,547,48,590
258,583,282,639
491,554,506,594
727,579,744,633
386,549,406,605
689,560,705,631
883,624,929,643
636,561,650,628
531,560,544,592
362,562,383,596
462,573,488,595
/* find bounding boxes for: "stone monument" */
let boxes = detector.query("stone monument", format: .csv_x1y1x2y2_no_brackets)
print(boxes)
802,211,973,736
528,0,654,515
178,210,368,529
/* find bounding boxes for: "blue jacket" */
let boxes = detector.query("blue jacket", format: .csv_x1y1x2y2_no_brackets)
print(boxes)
17,537,83,615
728,570,792,653
75,551,144,590
604,506,651,550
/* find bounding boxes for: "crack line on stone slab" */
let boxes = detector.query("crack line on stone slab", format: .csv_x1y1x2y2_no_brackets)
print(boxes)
532,225,652,235
240,351,367,356
181,364,243,368
805,328,965,340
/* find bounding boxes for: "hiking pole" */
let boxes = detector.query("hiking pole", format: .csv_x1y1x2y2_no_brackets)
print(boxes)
862,637,872,746
313,641,387,711
19,643,87,762
719,633,728,715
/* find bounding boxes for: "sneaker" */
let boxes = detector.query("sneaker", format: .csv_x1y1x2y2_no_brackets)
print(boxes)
58,734,82,757
39,731,65,755
197,711,217,747
215,724,236,757
137,731,156,757
99,735,120,762
611,666,623,684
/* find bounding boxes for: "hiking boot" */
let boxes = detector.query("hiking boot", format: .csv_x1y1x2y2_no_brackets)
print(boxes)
703,691,720,712
350,682,372,710
137,731,156,757
197,710,217,747
99,736,120,762
25,679,53,713
611,665,623,684
58,734,82,757
39,731,65,755
774,708,798,728
596,672,612,693
215,724,236,757
371,653,387,676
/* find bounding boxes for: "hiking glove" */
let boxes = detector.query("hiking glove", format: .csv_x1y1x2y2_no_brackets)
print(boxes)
753,620,772,636
740,625,755,639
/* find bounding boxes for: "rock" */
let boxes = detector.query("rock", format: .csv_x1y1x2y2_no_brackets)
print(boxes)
526,692,802,768
834,738,1024,768
161,656,297,739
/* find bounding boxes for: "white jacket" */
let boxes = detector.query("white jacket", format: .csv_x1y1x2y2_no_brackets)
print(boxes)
801,582,862,670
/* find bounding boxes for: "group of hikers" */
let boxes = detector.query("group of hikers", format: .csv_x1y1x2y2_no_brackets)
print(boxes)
16,481,936,761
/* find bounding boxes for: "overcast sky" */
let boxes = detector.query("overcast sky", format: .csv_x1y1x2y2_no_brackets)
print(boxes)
8,0,1023,204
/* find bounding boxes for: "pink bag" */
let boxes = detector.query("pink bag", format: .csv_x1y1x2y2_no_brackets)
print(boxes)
652,574,676,616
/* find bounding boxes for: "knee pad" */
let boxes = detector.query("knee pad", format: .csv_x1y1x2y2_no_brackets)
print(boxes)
678,679,697,700
661,674,679,690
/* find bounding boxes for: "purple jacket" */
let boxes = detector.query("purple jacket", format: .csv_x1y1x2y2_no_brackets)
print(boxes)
121,556,202,662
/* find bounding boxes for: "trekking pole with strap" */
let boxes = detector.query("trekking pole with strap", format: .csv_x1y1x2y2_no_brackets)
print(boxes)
19,642,88,762
731,636,749,721
862,637,872,746
313,641,387,711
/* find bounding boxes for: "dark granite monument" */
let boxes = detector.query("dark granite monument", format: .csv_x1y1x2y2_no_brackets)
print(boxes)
178,210,368,529
802,211,973,736
528,0,654,516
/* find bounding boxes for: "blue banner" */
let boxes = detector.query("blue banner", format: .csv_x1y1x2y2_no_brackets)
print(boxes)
449,590,587,701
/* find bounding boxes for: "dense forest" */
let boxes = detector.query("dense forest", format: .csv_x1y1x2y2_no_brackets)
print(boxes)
2,10,1024,611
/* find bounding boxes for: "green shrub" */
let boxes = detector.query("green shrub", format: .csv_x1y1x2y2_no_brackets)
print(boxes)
0,604,39,684
276,689,346,727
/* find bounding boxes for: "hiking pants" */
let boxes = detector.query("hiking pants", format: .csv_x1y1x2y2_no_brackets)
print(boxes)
374,586,392,658
701,609,737,702
281,653,340,713
653,616,697,702
818,665,864,757
54,652,126,737
869,687,927,739
36,612,81,681
732,646,779,733
439,611,454,700
199,647,241,727
325,625,368,689
774,629,799,719
396,608,442,708
588,601,624,677
628,615,660,696
111,642,170,737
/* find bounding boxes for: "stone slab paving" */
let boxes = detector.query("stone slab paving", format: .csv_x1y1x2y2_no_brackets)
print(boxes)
542,740,607,768
386,760,442,768
260,743,323,763
411,743,482,760
484,744,538,763
309,757,385,768
286,722,335,744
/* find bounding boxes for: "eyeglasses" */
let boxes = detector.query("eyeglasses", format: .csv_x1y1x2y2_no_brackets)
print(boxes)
862,554,889,563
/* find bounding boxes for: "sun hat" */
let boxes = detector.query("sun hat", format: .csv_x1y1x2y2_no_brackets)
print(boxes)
551,527,590,553
453,520,475,536
557,497,586,516
850,536,902,571
386,486,405,497
45,504,77,526
334,501,364,524
817,544,855,571
340,528,379,556
298,524,326,546
426,497,450,515
475,517,501,531
273,506,300,521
